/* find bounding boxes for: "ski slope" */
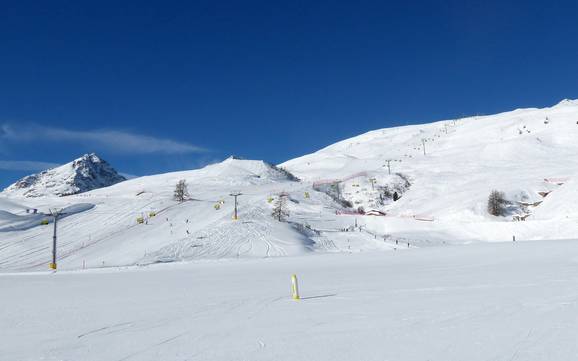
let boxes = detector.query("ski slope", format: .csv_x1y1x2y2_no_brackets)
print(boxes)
2,239,577,361
0,158,389,272
1,100,578,272
2,100,578,360
281,99,578,242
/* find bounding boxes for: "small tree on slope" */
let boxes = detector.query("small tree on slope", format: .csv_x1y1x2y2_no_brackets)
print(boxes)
174,179,189,202
272,193,289,222
487,190,506,216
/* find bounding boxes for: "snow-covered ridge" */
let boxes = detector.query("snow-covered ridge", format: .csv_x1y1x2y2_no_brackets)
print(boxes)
191,156,299,184
555,98,578,107
2,153,126,198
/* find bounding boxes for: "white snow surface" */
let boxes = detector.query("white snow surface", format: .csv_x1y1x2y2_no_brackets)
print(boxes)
2,157,387,271
2,100,578,360
281,100,578,239
2,240,578,360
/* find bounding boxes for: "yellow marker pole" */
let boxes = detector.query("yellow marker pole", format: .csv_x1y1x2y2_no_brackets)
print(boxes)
291,274,300,300
49,262,56,270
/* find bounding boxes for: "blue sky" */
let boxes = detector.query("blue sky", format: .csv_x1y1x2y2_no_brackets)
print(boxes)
1,0,578,188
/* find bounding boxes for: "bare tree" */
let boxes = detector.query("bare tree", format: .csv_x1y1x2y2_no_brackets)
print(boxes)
487,190,506,216
272,193,289,222
174,179,189,202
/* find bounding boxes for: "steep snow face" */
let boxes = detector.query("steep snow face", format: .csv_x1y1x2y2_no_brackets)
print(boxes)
2,153,126,198
281,99,578,222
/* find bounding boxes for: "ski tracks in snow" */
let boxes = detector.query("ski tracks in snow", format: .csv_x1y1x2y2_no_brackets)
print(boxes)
142,205,292,262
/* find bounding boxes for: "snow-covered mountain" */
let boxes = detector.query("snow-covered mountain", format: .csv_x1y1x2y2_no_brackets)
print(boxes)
0,156,329,271
281,98,578,222
2,153,126,198
3,100,578,361
1,99,578,273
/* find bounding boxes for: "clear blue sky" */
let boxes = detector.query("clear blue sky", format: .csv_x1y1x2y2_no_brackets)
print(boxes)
1,0,577,188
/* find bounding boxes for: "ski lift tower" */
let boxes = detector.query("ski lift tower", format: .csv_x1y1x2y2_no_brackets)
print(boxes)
383,159,401,175
46,208,66,270
229,192,242,220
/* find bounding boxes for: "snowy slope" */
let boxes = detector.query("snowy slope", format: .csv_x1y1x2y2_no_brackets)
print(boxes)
1,100,578,272
282,99,578,218
2,153,126,197
531,177,578,219
281,99,578,238
0,157,388,272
